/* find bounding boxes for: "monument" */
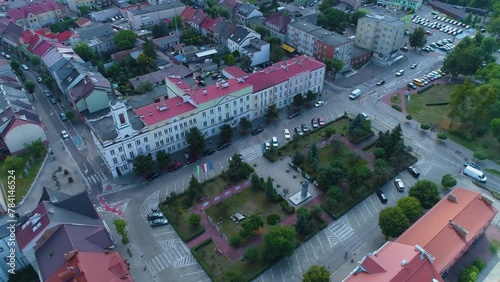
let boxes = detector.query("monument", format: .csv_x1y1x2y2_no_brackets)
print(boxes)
289,180,312,206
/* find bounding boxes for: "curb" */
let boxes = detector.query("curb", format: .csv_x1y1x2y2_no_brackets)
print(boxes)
16,152,49,208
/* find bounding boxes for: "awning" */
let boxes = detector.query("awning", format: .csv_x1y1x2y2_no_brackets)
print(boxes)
282,44,296,53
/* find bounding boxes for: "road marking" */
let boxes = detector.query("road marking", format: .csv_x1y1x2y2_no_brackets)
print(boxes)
369,197,378,212
180,271,205,277
363,201,373,217
302,245,311,266
309,240,318,260
154,256,164,271
316,232,326,254
279,260,285,282
351,212,361,226
149,258,161,273
154,231,176,236
356,206,366,222
295,254,302,273
286,257,293,278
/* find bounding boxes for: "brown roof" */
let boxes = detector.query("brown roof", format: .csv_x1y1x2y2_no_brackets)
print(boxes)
396,187,497,273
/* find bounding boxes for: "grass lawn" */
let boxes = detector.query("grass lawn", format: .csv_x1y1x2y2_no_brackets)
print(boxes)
0,154,44,204
205,188,287,239
193,239,271,281
390,94,401,104
162,193,205,242
202,176,230,197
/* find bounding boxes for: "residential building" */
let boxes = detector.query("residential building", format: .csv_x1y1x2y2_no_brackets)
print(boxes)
218,0,241,20
15,188,111,273
67,0,113,13
0,73,48,155
200,16,223,37
1,22,24,47
342,242,444,282
180,6,208,33
126,2,186,30
210,19,236,45
227,25,268,66
152,34,180,51
41,44,83,72
264,12,290,42
7,0,66,30
128,65,192,91
70,23,117,55
354,15,405,62
376,0,423,11
241,38,270,66
287,21,353,70
350,46,372,67
235,3,263,25
92,55,324,177
344,187,497,281
428,1,469,20
340,0,361,10
0,217,30,282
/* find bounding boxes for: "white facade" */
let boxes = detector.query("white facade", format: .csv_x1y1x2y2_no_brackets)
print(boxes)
227,28,261,54
127,2,186,30
0,223,30,282
3,123,47,154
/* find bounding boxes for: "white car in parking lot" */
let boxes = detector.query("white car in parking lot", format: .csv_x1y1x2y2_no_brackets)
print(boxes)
21,64,29,70
284,129,291,140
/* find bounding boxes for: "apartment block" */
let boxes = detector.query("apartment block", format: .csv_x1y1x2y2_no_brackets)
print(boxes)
126,1,186,30
354,15,404,61
377,0,423,11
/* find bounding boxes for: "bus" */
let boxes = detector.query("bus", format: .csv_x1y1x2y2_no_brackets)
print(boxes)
413,78,425,87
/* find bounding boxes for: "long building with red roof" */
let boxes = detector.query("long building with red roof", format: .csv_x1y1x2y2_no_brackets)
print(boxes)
343,187,497,281
7,0,66,30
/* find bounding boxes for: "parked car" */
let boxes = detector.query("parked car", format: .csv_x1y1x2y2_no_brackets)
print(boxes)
294,127,304,136
394,179,405,192
147,211,164,220
59,112,67,121
396,70,404,76
21,64,29,70
317,117,325,126
264,142,271,151
407,82,417,89
314,100,325,107
37,77,43,83
167,161,184,172
44,90,52,97
272,136,279,148
217,142,231,151
251,127,264,135
150,218,169,227
407,166,420,178
48,97,56,104
288,111,300,119
3,54,11,59
301,124,309,133
283,128,291,140
61,130,69,139
147,173,161,181
410,63,417,69
203,148,216,156
186,156,198,164
376,79,385,86
400,46,408,52
360,113,370,120
376,190,388,203
463,162,480,170
311,119,319,128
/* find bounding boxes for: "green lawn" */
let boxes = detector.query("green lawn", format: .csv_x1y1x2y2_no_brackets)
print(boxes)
406,84,500,162
162,193,205,242
0,154,44,204
201,176,230,197
205,188,286,239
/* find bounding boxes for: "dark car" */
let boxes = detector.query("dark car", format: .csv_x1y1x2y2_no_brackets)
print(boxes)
147,211,165,220
407,82,417,89
217,142,231,151
150,218,169,227
167,161,184,172
288,111,300,119
203,148,216,156
44,90,52,97
376,79,385,86
186,156,198,164
301,124,309,133
59,112,67,121
251,127,264,135
463,162,480,170
48,97,57,104
147,173,161,181
407,166,420,178
400,46,408,52
376,190,388,203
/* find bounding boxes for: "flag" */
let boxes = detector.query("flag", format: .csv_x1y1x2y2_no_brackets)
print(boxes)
196,165,200,176
208,160,214,170
202,163,208,173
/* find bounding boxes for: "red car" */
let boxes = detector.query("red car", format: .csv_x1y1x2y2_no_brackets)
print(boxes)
317,117,325,126
168,161,184,172
186,156,198,164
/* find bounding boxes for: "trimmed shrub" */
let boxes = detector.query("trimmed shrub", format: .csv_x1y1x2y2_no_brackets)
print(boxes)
267,214,281,225
420,123,431,130
417,84,434,94
437,132,448,140
230,236,241,247
472,258,486,272
280,200,295,214
425,102,449,106
68,177,74,183
391,104,402,111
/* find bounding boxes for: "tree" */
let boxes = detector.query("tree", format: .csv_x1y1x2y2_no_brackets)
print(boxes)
265,177,275,200
396,197,423,224
143,39,158,60
293,150,305,166
239,117,252,134
408,180,440,209
441,174,457,189
270,44,284,62
219,124,233,144
373,159,393,183
113,218,129,244
78,5,90,16
189,214,201,227
251,173,263,190
186,127,206,157
487,17,500,40
136,81,154,94
241,56,252,69
442,40,483,79
317,8,349,34
24,139,46,158
132,155,154,178
264,104,280,123
24,81,35,100
448,77,475,127
254,24,269,38
473,150,488,160
155,150,172,169
188,175,203,199
73,42,96,62
244,246,259,262
113,30,137,51
227,54,235,66
350,10,367,26
436,132,448,140
409,27,427,50
9,59,20,72
305,90,317,104
490,118,500,141
295,207,313,235
136,53,152,68
4,155,24,171
323,58,344,77
225,270,244,282
293,93,305,108
263,225,296,261
152,23,169,38
240,214,264,238
30,55,42,71
303,265,330,282
319,0,337,12
227,153,245,181
378,207,410,238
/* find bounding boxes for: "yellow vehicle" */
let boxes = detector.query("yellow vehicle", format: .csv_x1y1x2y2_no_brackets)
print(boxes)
412,78,425,87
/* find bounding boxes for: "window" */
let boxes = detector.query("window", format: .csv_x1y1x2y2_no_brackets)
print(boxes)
121,155,126,161
210,109,214,114
218,106,221,112
127,143,132,149
180,123,183,129
136,140,141,145
193,118,197,123
203,112,207,117
110,149,115,155
129,152,134,158
118,147,123,152
138,147,143,154
211,118,215,124
174,125,178,131
181,132,185,137
113,158,118,164
176,134,180,140
160,140,164,146
154,133,158,138
203,121,208,127
144,137,148,142
158,131,162,137
169,128,172,133
170,136,174,142
145,145,150,151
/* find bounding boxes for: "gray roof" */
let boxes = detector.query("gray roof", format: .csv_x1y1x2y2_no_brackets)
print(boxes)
152,34,180,46
76,23,114,41
127,87,169,109
289,21,351,46
228,26,254,44
2,22,23,44
128,65,192,89
88,106,145,142
38,186,72,205
429,1,469,18
36,224,114,281
54,61,93,91
352,46,372,57
46,191,100,220
237,3,257,17
128,1,185,16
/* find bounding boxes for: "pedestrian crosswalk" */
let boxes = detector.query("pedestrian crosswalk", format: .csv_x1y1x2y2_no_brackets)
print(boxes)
237,144,263,161
324,217,364,253
140,191,160,219
148,239,197,273
86,173,103,184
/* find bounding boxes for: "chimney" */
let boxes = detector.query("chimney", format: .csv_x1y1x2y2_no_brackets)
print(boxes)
449,220,468,238
447,193,458,203
481,195,494,206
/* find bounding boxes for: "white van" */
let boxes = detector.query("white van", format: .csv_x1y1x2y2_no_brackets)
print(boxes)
272,136,279,148
349,89,361,100
463,165,487,183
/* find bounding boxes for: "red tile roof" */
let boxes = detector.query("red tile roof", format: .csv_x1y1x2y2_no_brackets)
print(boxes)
222,66,247,78
27,34,42,52
16,203,50,250
75,17,91,27
46,251,134,282
181,6,208,25
134,96,197,126
33,40,54,57
7,0,64,20
244,55,325,92
56,30,72,42
200,16,214,30
35,27,57,39
20,29,35,44
343,242,443,282
206,16,224,33
396,187,497,273
265,12,291,33
180,6,196,22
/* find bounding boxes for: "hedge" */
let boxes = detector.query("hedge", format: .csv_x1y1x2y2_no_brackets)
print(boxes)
417,84,434,94
160,204,206,242
362,139,378,151
191,238,216,281
349,131,374,145
280,200,295,214
425,102,449,106
392,104,402,111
